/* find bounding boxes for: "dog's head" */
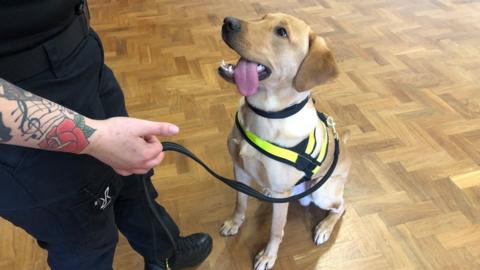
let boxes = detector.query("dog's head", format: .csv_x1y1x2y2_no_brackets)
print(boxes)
219,13,338,96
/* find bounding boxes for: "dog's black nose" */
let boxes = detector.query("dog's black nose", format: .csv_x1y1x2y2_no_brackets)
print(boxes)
223,17,241,32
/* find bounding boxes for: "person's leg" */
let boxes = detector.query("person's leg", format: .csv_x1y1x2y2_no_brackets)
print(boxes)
95,62,180,259
95,58,212,268
0,175,121,270
0,23,124,269
114,174,213,269
114,174,179,265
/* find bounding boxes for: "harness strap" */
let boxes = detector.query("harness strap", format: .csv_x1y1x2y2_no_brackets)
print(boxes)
305,130,316,155
235,111,331,181
312,119,329,175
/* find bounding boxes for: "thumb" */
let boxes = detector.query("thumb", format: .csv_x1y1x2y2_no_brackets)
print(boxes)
133,119,179,137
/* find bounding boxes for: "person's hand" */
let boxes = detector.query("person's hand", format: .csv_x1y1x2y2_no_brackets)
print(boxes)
83,117,179,176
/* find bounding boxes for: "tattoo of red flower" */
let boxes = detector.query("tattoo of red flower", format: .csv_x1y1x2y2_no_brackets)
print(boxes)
38,115,95,153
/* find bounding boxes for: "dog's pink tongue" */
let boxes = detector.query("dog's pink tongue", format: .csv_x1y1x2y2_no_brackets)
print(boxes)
234,58,259,96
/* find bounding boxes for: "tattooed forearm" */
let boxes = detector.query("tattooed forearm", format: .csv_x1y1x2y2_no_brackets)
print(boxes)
38,114,96,153
0,79,73,141
0,112,12,143
0,78,96,153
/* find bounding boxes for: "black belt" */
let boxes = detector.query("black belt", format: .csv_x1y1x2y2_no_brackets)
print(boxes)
0,14,89,82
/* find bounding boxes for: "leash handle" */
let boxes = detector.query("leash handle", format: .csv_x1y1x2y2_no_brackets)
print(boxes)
161,139,340,203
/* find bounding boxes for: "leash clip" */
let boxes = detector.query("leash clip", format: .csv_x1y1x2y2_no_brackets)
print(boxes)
326,116,339,140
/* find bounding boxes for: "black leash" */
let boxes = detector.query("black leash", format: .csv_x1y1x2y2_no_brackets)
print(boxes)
141,174,176,269
0,130,339,268
160,138,340,203
141,138,339,268
0,139,338,207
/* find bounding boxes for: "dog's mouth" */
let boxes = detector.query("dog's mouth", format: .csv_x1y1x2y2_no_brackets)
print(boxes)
218,57,271,96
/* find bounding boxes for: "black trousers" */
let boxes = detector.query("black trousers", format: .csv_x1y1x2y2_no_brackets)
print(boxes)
0,28,179,269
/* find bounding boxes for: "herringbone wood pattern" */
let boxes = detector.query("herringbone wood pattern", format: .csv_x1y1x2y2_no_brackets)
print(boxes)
1,0,480,269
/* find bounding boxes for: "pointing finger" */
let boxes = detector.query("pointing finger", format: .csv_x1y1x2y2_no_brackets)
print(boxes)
135,120,179,137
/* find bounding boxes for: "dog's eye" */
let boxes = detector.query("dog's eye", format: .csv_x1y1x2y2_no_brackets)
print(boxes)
275,27,288,38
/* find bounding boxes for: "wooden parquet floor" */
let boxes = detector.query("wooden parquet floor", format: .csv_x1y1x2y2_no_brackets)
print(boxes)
1,0,480,269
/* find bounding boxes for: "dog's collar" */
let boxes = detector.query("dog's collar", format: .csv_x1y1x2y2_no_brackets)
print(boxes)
245,95,310,119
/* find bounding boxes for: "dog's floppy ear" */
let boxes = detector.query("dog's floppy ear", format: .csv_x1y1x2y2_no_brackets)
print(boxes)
293,33,338,91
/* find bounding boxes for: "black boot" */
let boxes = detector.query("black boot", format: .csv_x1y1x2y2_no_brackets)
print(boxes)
145,233,213,270
173,233,212,269
144,262,167,270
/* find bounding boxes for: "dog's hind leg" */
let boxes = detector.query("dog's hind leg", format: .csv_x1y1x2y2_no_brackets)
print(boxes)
313,200,345,245
311,175,346,245
220,164,252,236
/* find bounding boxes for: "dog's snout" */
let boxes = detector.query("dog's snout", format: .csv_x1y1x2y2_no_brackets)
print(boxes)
223,17,241,32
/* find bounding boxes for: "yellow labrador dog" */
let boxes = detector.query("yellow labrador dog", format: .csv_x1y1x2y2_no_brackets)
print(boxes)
218,13,351,270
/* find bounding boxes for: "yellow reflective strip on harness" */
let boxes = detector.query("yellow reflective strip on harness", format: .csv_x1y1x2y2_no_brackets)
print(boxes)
305,130,315,155
312,121,329,175
243,129,299,163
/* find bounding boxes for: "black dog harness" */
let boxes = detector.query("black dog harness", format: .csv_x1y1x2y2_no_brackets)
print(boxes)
236,96,334,184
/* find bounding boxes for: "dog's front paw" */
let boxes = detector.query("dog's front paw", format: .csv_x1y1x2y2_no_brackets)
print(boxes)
254,249,277,270
220,219,242,236
314,222,333,245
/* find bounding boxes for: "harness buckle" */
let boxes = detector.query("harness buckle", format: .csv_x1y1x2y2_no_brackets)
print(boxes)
326,116,339,140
